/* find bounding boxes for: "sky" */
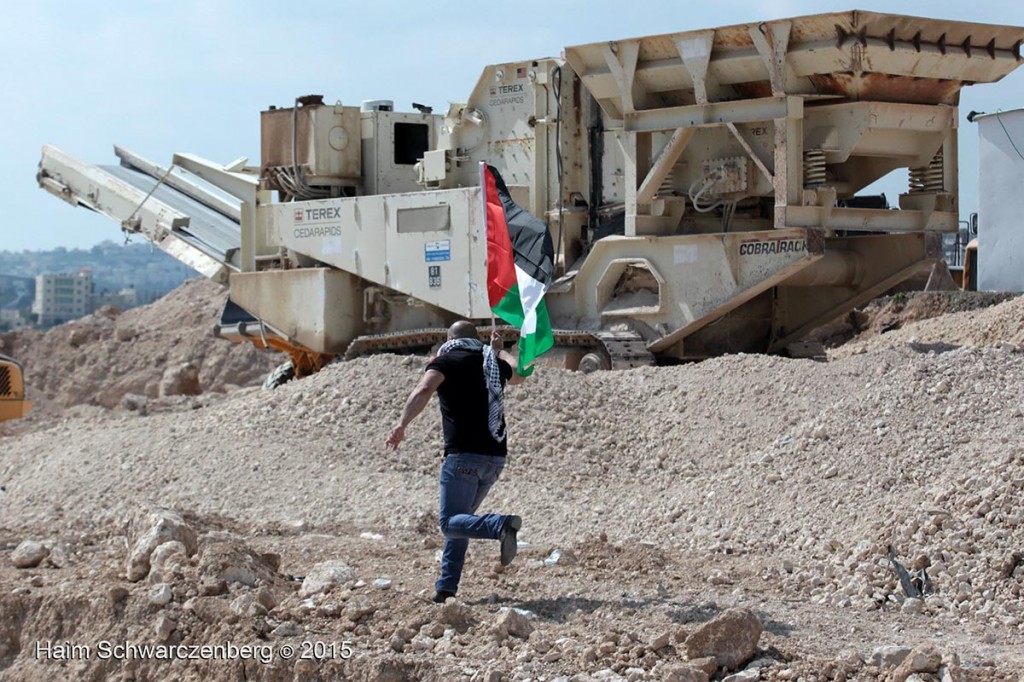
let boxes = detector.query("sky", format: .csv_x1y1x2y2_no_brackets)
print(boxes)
1,0,1022,252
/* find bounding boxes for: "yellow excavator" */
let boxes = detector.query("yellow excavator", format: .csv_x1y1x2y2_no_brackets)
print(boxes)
0,355,31,422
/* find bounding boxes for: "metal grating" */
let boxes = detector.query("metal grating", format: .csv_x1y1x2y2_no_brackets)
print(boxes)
0,366,11,397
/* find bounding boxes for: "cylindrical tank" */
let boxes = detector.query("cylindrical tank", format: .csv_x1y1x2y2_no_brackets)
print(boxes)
361,100,394,112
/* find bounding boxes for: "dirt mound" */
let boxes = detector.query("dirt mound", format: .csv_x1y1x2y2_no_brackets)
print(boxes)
832,293,1024,358
0,278,277,416
810,291,1019,349
3,288,1024,679
3,337,1024,678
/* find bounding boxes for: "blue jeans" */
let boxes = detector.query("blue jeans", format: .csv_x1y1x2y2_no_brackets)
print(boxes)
435,453,509,594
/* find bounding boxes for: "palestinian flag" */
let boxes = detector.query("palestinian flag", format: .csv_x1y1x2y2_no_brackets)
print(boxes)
482,163,555,377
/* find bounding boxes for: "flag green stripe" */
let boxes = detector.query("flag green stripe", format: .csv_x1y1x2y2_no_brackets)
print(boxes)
492,284,525,327
491,285,553,377
515,300,553,377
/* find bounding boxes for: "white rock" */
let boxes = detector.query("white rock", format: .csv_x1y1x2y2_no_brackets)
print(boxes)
149,541,187,578
299,560,354,597
281,519,310,534
154,615,176,641
373,578,392,590
494,608,534,639
126,510,197,582
11,541,49,569
649,632,672,650
230,592,267,617
147,583,173,606
723,671,761,682
411,635,434,653
902,597,924,615
271,621,302,637
868,645,911,668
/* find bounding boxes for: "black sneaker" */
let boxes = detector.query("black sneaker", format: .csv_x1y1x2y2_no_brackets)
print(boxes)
500,515,522,566
432,590,456,604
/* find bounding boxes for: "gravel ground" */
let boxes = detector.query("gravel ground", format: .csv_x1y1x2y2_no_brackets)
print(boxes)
1,289,1023,681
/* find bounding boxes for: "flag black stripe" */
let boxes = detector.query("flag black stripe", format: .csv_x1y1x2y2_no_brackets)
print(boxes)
488,165,554,286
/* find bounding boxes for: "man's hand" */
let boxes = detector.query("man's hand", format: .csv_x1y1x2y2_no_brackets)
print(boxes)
386,369,444,451
490,329,503,354
386,424,406,450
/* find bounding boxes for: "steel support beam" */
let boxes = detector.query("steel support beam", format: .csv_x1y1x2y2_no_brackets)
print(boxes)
773,103,803,230
784,206,959,232
623,96,798,132
637,127,696,205
601,41,645,114
675,31,715,105
726,122,774,182
749,21,794,95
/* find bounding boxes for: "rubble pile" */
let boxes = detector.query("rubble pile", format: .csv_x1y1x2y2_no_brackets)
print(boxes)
833,293,1024,358
0,278,277,415
2,289,1024,679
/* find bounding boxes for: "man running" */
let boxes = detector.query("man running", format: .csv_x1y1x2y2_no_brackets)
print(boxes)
386,320,526,603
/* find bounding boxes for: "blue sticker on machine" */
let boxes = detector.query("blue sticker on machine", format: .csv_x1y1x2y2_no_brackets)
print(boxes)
424,240,451,262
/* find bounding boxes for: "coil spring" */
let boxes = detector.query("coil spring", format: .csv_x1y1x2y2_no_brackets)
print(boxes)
657,169,675,197
803,149,826,188
909,149,944,194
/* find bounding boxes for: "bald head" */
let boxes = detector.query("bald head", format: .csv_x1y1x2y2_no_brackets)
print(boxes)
448,320,478,340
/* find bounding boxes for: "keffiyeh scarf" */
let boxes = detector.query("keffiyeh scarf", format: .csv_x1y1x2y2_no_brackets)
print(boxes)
436,338,506,442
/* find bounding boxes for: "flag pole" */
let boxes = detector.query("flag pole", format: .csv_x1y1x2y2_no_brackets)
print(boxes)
481,162,497,336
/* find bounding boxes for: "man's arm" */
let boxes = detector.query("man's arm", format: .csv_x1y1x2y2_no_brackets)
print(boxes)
498,350,527,385
491,330,526,385
385,369,444,449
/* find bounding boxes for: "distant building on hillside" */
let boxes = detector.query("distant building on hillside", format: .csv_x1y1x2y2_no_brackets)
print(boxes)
92,285,139,311
31,269,93,326
0,307,29,330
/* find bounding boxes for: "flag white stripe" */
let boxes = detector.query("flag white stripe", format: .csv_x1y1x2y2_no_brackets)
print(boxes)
514,264,545,335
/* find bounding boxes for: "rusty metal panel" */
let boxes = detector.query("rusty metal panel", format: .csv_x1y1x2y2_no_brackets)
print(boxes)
261,102,361,184
565,11,1024,117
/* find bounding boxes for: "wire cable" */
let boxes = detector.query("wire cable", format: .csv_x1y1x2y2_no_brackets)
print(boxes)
688,168,727,213
288,99,331,200
995,110,1024,162
124,163,176,229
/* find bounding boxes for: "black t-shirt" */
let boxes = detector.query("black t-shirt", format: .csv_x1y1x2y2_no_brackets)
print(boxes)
426,348,513,457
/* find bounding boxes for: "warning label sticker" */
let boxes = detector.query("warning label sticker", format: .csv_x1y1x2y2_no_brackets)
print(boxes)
424,240,451,262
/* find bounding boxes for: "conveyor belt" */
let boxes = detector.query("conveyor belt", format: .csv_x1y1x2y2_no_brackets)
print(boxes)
100,164,241,265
